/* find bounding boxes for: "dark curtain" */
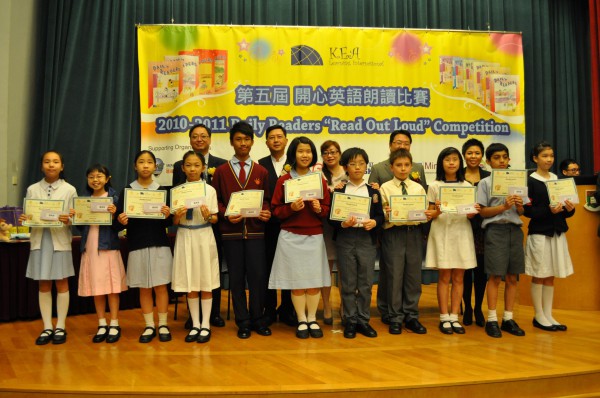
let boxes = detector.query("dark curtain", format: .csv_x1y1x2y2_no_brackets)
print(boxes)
28,0,592,194
590,0,600,172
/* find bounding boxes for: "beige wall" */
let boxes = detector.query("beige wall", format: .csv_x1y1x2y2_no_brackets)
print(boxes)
0,0,38,206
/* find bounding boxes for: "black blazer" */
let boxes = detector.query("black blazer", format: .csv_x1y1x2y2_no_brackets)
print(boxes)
172,153,227,186
258,155,282,224
328,184,385,244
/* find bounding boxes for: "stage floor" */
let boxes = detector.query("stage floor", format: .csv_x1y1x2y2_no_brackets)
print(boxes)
1,284,599,398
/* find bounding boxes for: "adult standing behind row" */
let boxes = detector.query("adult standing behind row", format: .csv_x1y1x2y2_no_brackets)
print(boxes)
172,124,227,328
368,130,427,327
258,125,296,326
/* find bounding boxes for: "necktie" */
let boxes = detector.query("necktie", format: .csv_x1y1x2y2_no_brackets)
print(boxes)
186,208,193,220
239,161,246,185
401,181,408,195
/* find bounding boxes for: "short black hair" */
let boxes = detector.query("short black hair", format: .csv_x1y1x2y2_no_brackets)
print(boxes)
181,151,207,180
85,163,112,194
286,136,318,170
461,138,485,156
340,147,369,167
134,150,156,164
560,158,579,172
188,123,212,138
40,150,66,180
389,129,412,145
265,124,287,139
389,148,412,165
435,147,465,182
229,121,254,142
485,143,509,160
529,141,553,162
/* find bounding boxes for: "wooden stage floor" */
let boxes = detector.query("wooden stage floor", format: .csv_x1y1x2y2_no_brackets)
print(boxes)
1,284,599,398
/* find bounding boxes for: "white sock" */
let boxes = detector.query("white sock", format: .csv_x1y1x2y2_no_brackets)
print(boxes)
306,292,321,325
109,319,119,335
38,291,53,331
200,298,212,333
97,318,107,335
158,312,168,327
291,294,307,329
542,285,560,325
142,312,155,335
188,297,201,330
531,283,551,326
487,309,497,322
503,310,513,321
449,313,460,324
440,313,451,326
55,291,69,330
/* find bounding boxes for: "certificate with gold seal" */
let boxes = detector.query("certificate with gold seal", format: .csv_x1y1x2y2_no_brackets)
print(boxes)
170,181,207,213
389,195,427,222
22,199,65,227
490,169,528,196
224,190,264,217
439,186,477,213
73,197,113,225
329,193,372,222
284,173,323,203
546,178,579,205
124,188,167,219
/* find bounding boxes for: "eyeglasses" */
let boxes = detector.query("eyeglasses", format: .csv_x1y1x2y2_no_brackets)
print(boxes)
322,150,339,156
87,174,106,180
567,168,580,173
267,135,285,141
192,135,210,140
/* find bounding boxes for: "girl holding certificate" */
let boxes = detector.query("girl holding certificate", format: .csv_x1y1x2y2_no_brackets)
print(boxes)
524,142,574,332
19,150,77,345
269,137,331,339
78,164,127,343
425,147,478,335
171,151,219,343
319,140,347,324
117,150,173,343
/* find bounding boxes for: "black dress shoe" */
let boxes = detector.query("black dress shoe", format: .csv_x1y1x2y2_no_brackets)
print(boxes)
344,323,357,339
381,315,391,325
296,322,309,339
308,321,323,338
255,326,272,336
52,328,67,345
501,319,525,336
185,327,200,342
158,325,172,342
105,326,121,343
139,326,156,343
405,318,427,334
93,326,109,343
532,318,558,332
451,321,466,334
463,308,473,326
356,323,377,338
389,322,402,335
552,323,567,331
210,315,225,328
485,321,502,338
439,321,453,335
237,327,251,339
197,328,211,343
474,309,485,327
35,329,53,346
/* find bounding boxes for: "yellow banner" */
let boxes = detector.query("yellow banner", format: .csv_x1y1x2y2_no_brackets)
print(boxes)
138,25,525,185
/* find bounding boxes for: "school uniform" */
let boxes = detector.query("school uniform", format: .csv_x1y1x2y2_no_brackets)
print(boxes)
328,181,384,325
379,177,427,324
212,157,271,330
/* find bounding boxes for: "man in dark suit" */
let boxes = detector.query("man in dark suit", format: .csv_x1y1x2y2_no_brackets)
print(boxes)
172,123,227,328
368,129,428,334
258,125,296,326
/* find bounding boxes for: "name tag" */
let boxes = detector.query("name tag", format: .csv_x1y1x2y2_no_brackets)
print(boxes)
143,203,163,213
185,197,206,209
240,208,260,217
508,186,528,197
349,212,369,223
91,202,110,212
300,189,322,200
40,209,60,221
408,210,427,221
456,204,478,215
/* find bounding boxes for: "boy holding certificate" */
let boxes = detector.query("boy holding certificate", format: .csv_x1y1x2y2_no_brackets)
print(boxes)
329,148,384,338
379,149,434,335
477,143,528,338
211,121,272,339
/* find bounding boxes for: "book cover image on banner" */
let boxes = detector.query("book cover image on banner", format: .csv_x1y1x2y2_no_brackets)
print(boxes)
138,26,525,186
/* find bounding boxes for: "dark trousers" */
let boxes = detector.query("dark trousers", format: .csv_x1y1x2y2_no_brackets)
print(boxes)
223,239,268,329
463,253,486,311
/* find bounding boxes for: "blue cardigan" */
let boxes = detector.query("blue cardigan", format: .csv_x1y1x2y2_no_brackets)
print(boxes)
79,187,122,252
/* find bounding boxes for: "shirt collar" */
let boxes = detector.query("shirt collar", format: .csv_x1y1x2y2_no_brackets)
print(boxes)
41,178,63,191
232,156,252,165
346,179,366,189
130,180,160,190
392,176,409,187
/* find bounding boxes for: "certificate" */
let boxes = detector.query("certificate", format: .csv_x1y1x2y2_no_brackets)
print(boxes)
491,169,528,196
170,181,207,213
73,197,113,225
389,195,427,222
439,186,477,213
329,193,372,222
284,173,323,203
546,178,579,205
224,190,264,217
124,188,167,219
22,198,65,227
